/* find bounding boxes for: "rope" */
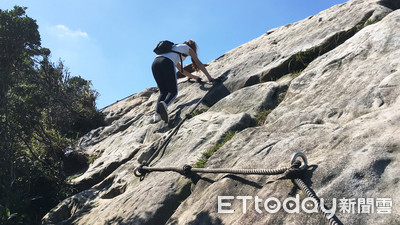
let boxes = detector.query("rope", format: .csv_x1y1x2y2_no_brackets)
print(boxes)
136,153,307,178
136,165,290,177
293,178,343,225
134,152,343,225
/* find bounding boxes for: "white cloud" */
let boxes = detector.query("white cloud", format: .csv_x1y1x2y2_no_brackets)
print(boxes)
54,24,88,38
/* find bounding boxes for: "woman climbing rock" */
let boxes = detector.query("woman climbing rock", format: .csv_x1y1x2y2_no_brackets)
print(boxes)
151,40,214,123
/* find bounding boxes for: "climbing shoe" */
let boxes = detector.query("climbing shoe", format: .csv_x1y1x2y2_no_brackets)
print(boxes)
151,113,162,123
158,101,169,122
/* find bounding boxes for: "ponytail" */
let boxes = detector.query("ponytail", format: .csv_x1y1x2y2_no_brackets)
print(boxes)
184,40,200,72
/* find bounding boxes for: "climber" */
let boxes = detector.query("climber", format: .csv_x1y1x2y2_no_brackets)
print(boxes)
151,39,214,123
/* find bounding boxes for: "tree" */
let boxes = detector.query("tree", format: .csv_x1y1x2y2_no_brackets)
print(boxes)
1,6,104,224
0,6,40,104
0,6,42,224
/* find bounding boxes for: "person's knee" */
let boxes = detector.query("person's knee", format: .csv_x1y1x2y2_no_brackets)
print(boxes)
164,91,177,105
171,90,178,97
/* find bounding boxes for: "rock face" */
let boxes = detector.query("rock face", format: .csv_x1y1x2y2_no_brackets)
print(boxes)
42,0,400,224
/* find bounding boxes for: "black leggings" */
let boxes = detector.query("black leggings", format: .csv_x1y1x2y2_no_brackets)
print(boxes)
152,57,177,113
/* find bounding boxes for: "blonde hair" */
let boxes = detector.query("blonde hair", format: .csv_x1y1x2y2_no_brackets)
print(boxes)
183,40,200,72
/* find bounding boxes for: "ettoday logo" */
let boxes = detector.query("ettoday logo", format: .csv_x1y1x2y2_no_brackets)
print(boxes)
218,194,335,218
217,195,392,217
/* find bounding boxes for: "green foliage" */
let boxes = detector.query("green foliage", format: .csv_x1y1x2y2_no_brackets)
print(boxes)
294,48,323,68
0,6,41,103
88,154,100,164
68,173,84,182
193,158,208,168
355,11,388,32
278,91,287,104
88,149,105,164
193,132,236,168
187,108,208,119
0,6,104,225
255,109,273,126
291,70,302,78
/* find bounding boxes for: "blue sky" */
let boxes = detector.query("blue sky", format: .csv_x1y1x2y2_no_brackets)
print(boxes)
1,0,347,109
